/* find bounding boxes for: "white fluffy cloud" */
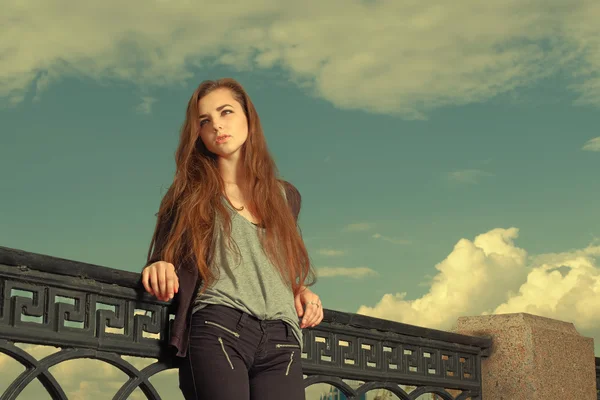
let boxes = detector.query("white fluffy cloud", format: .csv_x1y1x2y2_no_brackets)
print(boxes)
358,228,528,328
493,244,600,330
357,227,600,351
3,0,600,116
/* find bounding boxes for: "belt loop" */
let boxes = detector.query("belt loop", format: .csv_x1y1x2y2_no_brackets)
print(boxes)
237,312,247,330
285,323,292,339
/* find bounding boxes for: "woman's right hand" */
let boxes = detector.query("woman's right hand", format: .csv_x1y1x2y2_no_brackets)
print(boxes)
142,261,179,302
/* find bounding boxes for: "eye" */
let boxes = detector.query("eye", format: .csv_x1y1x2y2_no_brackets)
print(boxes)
199,119,208,127
222,109,233,116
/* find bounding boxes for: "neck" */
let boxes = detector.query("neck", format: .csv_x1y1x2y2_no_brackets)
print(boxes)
217,151,246,186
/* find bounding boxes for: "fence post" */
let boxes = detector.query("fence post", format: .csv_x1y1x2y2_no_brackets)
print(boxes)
452,313,596,399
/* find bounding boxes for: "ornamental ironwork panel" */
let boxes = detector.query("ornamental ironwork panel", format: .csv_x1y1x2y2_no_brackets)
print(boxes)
0,246,491,400
0,265,172,359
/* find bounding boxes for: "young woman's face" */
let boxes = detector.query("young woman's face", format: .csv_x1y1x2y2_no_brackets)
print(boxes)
197,88,249,159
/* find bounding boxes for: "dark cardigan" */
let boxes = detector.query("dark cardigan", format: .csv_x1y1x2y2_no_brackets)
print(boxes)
144,181,302,358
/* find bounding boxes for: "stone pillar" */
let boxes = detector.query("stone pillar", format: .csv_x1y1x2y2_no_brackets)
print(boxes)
452,313,596,400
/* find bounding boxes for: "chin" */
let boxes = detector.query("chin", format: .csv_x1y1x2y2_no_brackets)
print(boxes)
211,144,244,159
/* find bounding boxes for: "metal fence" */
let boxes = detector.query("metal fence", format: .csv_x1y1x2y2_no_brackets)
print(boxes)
0,246,492,400
596,357,600,400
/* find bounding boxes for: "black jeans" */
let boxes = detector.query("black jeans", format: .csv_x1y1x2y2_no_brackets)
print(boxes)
178,304,305,399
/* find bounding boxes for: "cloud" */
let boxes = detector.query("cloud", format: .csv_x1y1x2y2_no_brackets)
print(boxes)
582,136,600,152
3,1,600,117
447,169,492,184
357,227,600,352
372,233,411,245
358,228,528,328
317,266,378,279
317,248,345,256
136,96,157,114
343,223,373,232
492,243,600,331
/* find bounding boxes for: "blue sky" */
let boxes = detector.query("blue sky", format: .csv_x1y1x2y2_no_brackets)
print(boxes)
5,66,597,313
2,1,600,398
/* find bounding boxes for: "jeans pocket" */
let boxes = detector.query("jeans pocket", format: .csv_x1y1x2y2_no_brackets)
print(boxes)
285,351,296,376
274,343,300,349
204,320,240,338
217,337,235,369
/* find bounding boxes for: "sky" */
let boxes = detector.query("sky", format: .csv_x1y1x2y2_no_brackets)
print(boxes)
1,0,600,399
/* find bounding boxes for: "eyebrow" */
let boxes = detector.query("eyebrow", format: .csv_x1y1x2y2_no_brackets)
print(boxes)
198,104,233,119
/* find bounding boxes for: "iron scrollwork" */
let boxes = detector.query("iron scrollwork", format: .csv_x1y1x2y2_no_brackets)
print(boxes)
0,246,491,399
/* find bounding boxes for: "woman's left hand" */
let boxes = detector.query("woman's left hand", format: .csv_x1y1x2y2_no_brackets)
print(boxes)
294,286,324,329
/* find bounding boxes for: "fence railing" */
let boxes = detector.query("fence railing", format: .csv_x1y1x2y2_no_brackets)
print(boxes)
0,246,492,400
596,357,600,400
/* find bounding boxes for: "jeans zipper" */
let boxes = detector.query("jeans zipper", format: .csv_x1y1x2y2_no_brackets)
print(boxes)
285,351,294,376
275,344,300,349
205,320,240,338
218,337,234,370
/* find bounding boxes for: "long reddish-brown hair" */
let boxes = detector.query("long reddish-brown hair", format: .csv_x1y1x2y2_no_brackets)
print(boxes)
147,78,315,295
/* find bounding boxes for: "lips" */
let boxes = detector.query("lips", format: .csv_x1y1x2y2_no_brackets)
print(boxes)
216,135,231,144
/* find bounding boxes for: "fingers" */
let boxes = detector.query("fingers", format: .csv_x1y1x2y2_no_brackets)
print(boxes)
301,299,324,328
141,268,153,296
294,296,304,317
149,266,160,298
316,303,324,326
312,303,323,327
301,305,317,328
144,262,178,302
166,273,176,300
158,266,167,300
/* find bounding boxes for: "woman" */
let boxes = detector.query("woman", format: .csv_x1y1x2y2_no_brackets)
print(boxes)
141,78,323,399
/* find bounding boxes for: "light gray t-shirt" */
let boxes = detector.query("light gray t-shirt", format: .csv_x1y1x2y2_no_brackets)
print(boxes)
191,197,302,349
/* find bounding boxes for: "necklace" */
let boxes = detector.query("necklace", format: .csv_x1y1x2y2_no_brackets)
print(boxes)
224,196,244,211
223,184,246,211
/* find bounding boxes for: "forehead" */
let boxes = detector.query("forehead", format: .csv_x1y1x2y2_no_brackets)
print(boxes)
197,88,239,113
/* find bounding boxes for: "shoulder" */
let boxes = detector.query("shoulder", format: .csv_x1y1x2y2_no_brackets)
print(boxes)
278,180,302,220
279,180,301,200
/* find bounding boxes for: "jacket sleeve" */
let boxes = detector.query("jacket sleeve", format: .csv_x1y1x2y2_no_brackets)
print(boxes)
281,180,302,222
145,209,175,268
